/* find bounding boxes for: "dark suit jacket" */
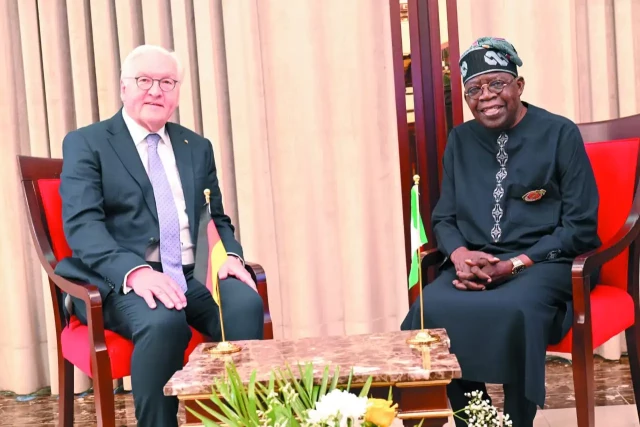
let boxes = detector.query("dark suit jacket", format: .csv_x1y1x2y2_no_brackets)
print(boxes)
54,109,242,302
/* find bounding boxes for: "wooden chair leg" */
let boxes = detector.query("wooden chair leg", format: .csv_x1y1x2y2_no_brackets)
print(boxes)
572,328,596,427
58,358,74,427
92,350,116,427
625,325,640,423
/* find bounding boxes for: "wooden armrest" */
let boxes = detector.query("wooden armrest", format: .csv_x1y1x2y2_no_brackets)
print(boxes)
49,273,102,306
48,272,108,350
244,261,273,339
571,209,640,322
420,248,445,268
245,261,266,283
573,214,640,278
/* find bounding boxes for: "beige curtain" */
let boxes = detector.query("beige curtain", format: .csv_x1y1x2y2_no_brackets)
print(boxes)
0,0,409,395
455,0,640,122
454,0,640,359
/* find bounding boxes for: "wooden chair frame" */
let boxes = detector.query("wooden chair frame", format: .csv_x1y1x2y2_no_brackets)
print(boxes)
17,155,272,427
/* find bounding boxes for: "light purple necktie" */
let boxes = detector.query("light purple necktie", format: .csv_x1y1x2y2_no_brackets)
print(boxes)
146,133,188,293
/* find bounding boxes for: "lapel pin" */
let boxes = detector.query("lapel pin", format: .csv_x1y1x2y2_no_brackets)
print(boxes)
522,189,546,202
184,139,188,144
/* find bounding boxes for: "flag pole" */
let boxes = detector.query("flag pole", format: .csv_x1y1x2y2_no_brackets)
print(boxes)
203,189,241,356
406,175,439,348
216,278,228,343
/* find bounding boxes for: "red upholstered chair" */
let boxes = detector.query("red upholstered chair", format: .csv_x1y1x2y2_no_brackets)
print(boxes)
17,155,273,427
546,115,640,427
415,113,640,427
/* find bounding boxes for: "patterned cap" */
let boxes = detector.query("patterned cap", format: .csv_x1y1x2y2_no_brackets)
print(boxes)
459,37,523,84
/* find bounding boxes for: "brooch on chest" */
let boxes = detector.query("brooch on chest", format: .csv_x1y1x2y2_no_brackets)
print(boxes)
522,189,546,202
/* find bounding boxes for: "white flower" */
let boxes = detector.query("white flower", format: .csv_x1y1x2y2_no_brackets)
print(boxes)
306,389,368,426
459,390,512,427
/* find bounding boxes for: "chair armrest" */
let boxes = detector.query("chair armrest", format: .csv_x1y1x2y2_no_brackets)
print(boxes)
245,262,273,340
48,272,108,352
49,272,102,305
573,214,640,278
421,248,445,268
571,209,640,324
245,261,266,284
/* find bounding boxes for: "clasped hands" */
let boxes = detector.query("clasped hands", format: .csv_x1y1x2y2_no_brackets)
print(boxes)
127,256,257,309
450,247,512,291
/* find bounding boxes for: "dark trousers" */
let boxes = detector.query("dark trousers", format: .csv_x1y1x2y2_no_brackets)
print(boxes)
72,264,264,427
448,379,537,427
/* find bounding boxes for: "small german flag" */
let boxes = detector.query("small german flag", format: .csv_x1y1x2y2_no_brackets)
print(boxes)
193,189,228,306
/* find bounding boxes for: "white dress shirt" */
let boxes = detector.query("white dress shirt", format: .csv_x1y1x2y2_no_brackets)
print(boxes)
120,109,242,293
121,109,194,292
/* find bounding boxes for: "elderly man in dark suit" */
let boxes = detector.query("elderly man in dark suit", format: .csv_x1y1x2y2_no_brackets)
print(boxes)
55,44,264,427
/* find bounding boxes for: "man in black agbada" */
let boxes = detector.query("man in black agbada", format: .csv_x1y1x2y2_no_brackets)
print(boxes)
401,37,601,426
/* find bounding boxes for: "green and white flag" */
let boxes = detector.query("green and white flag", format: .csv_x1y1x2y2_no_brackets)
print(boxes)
409,183,428,289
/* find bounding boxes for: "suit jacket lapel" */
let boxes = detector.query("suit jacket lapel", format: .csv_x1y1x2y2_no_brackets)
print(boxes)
167,123,196,238
106,111,158,221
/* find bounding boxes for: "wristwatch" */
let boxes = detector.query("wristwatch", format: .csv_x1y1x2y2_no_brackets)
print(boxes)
510,257,526,275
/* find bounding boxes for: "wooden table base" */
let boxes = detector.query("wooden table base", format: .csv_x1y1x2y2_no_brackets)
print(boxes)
180,379,452,427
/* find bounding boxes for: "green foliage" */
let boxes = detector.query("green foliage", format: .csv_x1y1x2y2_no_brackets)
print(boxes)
186,361,373,427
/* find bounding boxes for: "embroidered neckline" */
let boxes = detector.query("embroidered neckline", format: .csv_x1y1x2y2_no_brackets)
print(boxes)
490,132,508,242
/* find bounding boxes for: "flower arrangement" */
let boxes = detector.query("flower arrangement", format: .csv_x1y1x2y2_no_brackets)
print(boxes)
456,391,513,427
188,361,511,427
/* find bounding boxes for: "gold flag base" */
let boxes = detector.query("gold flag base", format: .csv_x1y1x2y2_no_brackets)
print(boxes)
205,341,242,355
406,330,440,347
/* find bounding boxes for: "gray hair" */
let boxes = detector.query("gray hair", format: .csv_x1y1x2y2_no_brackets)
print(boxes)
120,44,184,82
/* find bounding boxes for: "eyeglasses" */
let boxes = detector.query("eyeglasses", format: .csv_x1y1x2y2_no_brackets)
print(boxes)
464,79,514,100
126,76,179,92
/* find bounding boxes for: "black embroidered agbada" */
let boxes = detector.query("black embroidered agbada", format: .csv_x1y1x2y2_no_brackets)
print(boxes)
401,103,601,409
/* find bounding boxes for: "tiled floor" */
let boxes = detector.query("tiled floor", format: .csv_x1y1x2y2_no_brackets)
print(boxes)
539,405,640,426
441,405,640,426
1,356,637,426
487,355,637,410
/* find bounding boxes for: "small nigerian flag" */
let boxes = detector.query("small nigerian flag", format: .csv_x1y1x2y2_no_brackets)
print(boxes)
193,192,228,305
409,181,428,289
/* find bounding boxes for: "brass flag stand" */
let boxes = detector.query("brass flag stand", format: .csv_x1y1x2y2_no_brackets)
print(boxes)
208,289,241,355
406,175,439,348
202,189,241,356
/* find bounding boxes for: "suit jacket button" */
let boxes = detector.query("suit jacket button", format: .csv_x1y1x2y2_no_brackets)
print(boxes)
149,237,157,244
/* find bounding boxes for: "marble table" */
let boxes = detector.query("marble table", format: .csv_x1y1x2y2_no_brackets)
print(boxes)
164,329,461,426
